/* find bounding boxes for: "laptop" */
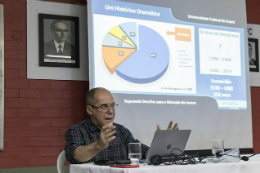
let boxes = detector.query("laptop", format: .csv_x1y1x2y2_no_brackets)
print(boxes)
146,130,191,164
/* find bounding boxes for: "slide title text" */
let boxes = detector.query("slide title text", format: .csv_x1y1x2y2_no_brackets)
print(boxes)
105,5,161,17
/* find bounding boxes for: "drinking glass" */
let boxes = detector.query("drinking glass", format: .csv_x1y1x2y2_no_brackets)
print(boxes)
128,143,142,165
212,140,224,158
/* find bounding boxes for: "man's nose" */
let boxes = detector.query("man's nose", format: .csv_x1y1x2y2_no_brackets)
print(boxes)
106,106,114,113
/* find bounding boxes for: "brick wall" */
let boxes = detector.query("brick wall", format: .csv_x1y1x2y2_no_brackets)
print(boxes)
0,0,259,169
0,0,88,169
246,0,260,153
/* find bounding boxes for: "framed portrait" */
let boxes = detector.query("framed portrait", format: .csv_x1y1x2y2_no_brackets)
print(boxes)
248,38,259,72
39,14,79,68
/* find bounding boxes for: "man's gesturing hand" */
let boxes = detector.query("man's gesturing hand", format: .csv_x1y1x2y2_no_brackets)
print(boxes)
157,121,179,130
97,124,116,150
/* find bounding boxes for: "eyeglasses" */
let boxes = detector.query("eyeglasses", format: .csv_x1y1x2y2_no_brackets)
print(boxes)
89,102,118,112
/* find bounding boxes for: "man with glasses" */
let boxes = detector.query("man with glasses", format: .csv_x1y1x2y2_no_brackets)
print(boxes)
44,20,75,61
65,87,179,163
248,43,256,66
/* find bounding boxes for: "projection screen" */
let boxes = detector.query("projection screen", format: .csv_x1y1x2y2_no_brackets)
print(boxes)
87,0,253,153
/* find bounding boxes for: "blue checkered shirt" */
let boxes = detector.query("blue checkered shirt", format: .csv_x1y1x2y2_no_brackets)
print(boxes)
65,118,149,163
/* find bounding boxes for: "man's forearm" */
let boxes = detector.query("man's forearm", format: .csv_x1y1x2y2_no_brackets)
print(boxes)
74,141,103,163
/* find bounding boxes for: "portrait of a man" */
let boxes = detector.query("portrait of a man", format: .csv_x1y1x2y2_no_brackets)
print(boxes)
248,38,259,72
248,43,256,66
44,20,76,60
39,14,79,68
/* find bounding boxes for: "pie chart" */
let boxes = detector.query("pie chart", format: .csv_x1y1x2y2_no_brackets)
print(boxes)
102,22,169,84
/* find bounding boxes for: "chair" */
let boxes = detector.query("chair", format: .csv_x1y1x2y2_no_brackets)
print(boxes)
57,150,66,173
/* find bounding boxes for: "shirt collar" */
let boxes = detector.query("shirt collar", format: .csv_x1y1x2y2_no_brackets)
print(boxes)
85,117,100,132
54,39,65,51
84,117,116,132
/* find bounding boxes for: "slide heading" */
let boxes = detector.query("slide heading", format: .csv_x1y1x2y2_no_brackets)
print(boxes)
105,5,161,17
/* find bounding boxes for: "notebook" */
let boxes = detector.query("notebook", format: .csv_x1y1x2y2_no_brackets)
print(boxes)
146,130,191,164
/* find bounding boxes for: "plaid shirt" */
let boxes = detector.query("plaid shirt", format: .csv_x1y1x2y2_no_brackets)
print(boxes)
65,118,149,164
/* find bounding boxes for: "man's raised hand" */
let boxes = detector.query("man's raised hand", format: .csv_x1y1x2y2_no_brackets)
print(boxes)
97,124,116,150
157,121,179,130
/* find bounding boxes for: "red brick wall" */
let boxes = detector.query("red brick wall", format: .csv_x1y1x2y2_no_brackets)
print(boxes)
0,0,259,169
247,0,260,153
0,0,88,169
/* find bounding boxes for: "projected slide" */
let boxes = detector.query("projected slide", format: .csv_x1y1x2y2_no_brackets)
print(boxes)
102,23,170,84
90,0,248,110
89,0,253,154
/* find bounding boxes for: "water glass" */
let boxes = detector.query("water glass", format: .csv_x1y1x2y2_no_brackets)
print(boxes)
212,140,224,157
128,143,142,165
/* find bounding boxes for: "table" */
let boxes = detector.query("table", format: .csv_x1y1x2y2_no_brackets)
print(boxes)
70,155,260,173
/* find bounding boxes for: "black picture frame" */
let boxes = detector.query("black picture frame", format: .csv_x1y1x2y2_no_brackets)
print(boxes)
248,38,259,72
39,14,79,68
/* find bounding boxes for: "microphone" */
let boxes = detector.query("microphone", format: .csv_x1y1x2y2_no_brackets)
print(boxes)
241,152,260,161
241,156,249,161
150,155,162,165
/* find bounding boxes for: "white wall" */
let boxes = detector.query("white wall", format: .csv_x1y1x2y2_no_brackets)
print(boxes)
27,0,89,81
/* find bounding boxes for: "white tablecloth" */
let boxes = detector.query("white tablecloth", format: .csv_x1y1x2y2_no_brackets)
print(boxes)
70,155,260,173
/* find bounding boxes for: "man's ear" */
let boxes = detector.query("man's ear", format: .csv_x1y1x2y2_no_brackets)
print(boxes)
86,105,92,115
